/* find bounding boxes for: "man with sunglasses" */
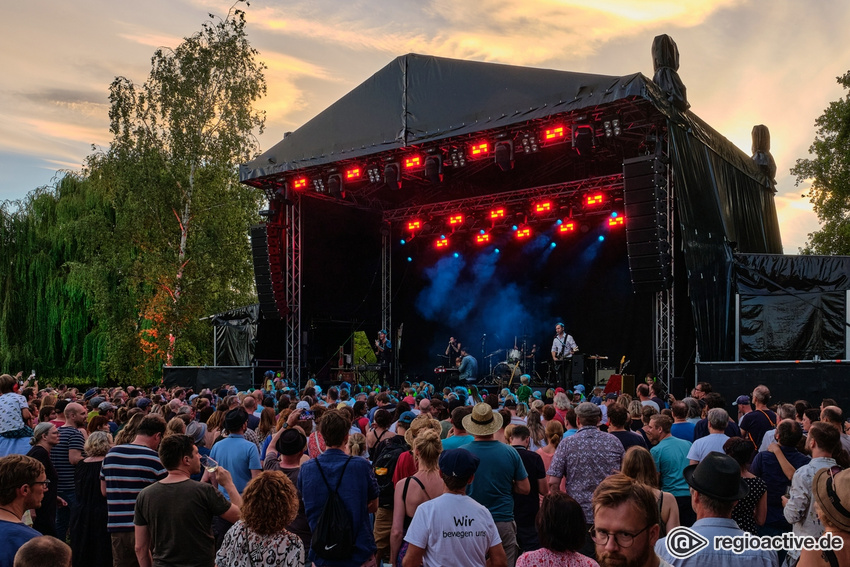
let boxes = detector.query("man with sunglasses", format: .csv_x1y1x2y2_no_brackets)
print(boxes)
0,454,48,567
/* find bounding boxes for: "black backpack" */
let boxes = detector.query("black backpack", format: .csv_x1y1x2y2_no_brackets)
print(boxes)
373,436,409,508
311,456,355,560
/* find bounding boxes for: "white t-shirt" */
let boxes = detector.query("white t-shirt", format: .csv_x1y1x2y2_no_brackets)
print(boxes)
404,492,501,567
0,392,28,433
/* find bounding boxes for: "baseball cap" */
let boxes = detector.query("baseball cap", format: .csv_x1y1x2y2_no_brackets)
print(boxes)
136,398,152,409
98,401,116,412
397,411,416,426
606,393,618,400
439,448,480,477
733,395,751,406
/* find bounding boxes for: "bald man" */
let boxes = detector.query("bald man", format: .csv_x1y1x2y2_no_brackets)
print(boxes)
50,403,87,540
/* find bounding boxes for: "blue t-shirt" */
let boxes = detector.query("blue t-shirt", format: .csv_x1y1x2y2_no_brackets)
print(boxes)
463,440,528,522
670,421,696,442
441,435,473,450
210,434,261,498
298,449,380,567
651,435,692,497
0,520,40,567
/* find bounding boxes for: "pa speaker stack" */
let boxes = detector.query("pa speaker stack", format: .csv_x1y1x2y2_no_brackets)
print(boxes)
623,155,672,293
250,224,286,319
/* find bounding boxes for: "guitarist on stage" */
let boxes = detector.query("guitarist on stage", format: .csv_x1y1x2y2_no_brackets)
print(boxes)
551,322,578,389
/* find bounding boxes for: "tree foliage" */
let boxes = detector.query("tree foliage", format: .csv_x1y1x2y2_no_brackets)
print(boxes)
0,4,267,383
792,71,850,254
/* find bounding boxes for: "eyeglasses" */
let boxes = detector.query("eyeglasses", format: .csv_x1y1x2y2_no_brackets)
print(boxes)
30,480,50,487
589,524,651,547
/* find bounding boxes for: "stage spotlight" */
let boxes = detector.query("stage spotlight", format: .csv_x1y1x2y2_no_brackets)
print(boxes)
453,252,459,258
448,214,464,226
550,242,557,248
495,248,500,254
516,227,531,240
602,116,621,138
494,141,514,172
407,220,421,232
327,174,343,199
404,155,423,170
407,256,412,262
573,124,594,156
449,148,467,168
345,167,362,181
559,221,576,234
542,124,567,146
384,163,401,190
366,165,382,183
598,235,605,242
585,193,605,207
521,132,539,153
436,235,449,249
490,208,506,220
608,216,624,227
312,178,326,193
424,155,443,185
468,141,490,160
534,201,552,214
291,177,308,190
475,232,491,245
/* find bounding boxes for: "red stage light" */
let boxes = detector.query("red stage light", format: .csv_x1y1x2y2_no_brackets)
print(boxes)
543,125,566,144
476,233,491,244
469,141,490,159
407,220,421,231
345,167,362,180
516,227,531,239
404,155,423,169
534,201,552,214
586,193,604,206
448,214,464,225
292,177,308,190
559,221,576,233
608,216,624,227
490,208,505,220
436,236,449,248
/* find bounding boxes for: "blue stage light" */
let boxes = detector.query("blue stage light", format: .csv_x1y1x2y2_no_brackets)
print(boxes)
511,225,518,231
400,239,406,245
550,242,557,248
598,235,605,242
494,248,500,254
556,219,563,225
407,256,412,262
479,229,485,234
453,252,459,258
611,211,618,218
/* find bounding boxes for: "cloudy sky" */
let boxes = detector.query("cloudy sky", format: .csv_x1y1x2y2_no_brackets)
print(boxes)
2,0,848,252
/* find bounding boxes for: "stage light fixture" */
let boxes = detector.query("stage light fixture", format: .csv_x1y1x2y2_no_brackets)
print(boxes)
490,208,506,220
400,239,406,245
550,242,557,248
436,236,449,249
608,216,624,227
534,201,552,214
542,124,567,146
407,256,412,262
366,165,382,183
345,167,362,181
585,193,605,206
327,174,343,198
384,162,401,190
515,226,531,239
312,178,326,192
559,221,576,234
495,248,500,254
292,177,308,190
476,232,491,245
449,148,467,168
598,235,605,242
494,140,514,172
448,214,464,226
407,220,421,232
602,116,621,138
404,155,423,170
424,155,443,185
573,124,595,156
520,133,539,153
469,141,490,160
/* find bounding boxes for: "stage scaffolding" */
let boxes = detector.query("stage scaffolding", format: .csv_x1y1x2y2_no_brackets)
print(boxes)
285,193,302,387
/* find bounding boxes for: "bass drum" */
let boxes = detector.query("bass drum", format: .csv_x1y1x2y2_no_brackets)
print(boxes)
492,362,517,383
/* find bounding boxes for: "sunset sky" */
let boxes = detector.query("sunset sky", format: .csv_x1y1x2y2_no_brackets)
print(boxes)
2,0,849,252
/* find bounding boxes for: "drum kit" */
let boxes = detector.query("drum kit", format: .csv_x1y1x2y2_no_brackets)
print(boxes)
484,337,541,387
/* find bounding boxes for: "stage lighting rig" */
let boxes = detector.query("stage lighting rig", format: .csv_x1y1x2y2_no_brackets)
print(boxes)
327,174,344,199
291,177,308,190
384,162,401,190
573,124,595,156
424,154,443,185
312,178,326,193
602,115,621,138
494,140,514,172
449,147,467,168
520,132,539,153
366,165,382,183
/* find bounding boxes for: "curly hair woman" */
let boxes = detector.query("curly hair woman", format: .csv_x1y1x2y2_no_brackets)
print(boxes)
215,470,305,566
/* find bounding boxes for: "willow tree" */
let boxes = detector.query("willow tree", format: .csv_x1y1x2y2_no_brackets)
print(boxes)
88,2,266,377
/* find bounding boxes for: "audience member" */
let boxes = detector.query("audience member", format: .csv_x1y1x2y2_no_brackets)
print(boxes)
516,492,596,567
13,535,71,567
723,437,766,534
646,414,694,527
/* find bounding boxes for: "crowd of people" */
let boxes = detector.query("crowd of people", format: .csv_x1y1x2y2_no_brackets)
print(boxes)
1,369,850,567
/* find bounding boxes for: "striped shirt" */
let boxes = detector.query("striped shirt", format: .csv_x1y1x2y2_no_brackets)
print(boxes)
50,426,85,493
100,443,166,532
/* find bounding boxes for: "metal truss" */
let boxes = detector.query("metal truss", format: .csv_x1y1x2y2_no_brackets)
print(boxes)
285,192,303,388
382,173,623,226
654,140,675,390
381,225,395,385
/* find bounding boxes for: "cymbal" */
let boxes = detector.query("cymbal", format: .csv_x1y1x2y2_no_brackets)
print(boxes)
587,355,609,359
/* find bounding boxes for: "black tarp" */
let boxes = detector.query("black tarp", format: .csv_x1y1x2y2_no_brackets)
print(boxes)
734,254,850,360
241,54,651,181
211,304,259,366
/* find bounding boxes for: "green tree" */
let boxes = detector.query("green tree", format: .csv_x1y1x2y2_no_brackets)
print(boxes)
90,2,266,377
793,71,850,254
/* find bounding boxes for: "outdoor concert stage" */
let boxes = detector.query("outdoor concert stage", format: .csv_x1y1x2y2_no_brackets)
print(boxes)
197,36,850,407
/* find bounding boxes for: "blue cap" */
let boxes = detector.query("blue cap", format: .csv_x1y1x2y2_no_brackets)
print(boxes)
397,411,416,426
439,448,480,477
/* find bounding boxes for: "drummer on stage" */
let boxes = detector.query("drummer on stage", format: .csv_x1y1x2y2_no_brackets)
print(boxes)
551,322,578,389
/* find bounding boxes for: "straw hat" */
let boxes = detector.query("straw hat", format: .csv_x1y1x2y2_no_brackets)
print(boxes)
404,414,442,446
462,403,503,436
813,466,850,531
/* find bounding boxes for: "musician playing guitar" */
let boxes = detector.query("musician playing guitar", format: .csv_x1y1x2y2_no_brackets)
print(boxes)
551,322,578,389
374,329,393,385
